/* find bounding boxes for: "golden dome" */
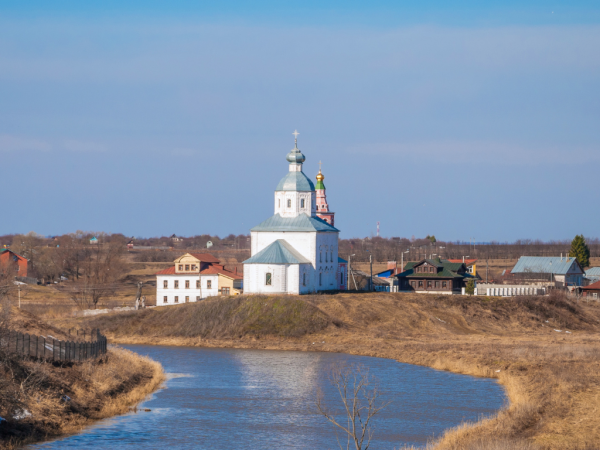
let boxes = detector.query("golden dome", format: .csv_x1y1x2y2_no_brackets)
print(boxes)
316,169,324,181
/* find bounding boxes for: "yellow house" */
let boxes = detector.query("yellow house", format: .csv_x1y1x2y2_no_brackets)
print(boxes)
448,259,477,277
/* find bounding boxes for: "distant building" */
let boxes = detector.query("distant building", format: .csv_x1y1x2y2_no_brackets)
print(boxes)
395,258,474,294
0,249,28,277
170,234,182,242
585,267,600,284
89,236,98,245
508,256,584,287
447,258,478,278
156,253,243,305
581,280,600,300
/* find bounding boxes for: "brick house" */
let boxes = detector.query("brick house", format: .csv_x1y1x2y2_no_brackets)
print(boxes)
0,249,28,277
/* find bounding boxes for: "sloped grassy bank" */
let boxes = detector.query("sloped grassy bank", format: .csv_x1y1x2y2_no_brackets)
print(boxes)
0,308,165,450
65,292,600,450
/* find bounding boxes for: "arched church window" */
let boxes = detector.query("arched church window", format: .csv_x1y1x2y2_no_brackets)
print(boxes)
303,273,306,286
287,199,291,208
320,252,322,263
330,251,333,262
319,273,322,286
265,273,272,286
278,199,281,208
301,199,305,208
340,271,344,285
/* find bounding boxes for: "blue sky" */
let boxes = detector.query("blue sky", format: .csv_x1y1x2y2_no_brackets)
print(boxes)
1,1,599,241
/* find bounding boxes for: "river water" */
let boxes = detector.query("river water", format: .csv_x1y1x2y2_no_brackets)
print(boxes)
31,345,506,449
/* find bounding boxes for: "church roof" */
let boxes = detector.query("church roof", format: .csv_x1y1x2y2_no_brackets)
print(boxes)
275,171,315,192
251,213,339,232
243,239,311,264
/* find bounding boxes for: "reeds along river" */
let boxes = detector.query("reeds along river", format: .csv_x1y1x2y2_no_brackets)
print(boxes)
30,345,506,449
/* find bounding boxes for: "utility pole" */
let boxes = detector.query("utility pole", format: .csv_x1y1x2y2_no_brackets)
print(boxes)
18,285,21,309
370,254,373,292
486,259,489,283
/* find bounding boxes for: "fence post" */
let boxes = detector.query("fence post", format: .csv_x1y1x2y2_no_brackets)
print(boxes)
42,337,45,360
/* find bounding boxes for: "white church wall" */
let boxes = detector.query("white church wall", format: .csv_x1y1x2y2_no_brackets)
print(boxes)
251,231,316,264
156,274,219,306
315,232,339,291
274,191,315,218
244,264,293,294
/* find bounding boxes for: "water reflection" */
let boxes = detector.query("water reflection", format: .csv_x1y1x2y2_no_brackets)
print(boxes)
30,346,506,450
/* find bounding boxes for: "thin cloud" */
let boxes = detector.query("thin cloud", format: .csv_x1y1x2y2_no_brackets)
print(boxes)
0,134,52,152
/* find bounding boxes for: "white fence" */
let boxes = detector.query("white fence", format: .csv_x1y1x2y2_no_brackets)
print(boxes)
475,284,546,296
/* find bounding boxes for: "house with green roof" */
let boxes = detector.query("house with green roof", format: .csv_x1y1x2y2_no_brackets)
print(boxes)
395,257,474,294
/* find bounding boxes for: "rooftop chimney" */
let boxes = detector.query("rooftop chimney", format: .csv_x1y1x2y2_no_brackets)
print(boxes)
463,256,465,263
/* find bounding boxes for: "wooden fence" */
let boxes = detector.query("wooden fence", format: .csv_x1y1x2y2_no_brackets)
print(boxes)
0,328,107,362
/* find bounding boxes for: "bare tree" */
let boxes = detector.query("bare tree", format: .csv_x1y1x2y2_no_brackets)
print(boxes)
68,239,126,309
316,364,390,450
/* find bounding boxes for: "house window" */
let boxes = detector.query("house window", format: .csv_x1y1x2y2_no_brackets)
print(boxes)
427,281,432,288
418,281,423,287
196,280,200,288
163,280,168,288
174,280,179,289
266,273,272,285
411,281,416,288
222,287,230,295
430,267,434,273
191,265,197,271
185,296,189,303
163,296,168,303
319,273,322,286
287,199,291,208
301,199,305,208
174,296,179,303
442,281,447,288
185,264,190,271
435,281,440,288
207,280,212,289
179,265,183,271
185,280,190,289
468,266,474,274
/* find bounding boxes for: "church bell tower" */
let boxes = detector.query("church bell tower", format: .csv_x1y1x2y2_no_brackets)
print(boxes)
315,164,335,226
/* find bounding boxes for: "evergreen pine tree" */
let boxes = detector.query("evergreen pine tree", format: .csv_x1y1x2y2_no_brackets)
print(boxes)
569,235,590,269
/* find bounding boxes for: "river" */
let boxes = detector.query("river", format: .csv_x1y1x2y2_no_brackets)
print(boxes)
31,345,506,449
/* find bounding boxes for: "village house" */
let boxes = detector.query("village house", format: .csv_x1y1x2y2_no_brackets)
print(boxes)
89,236,98,245
0,249,28,277
447,258,479,278
585,267,600,284
508,256,584,287
395,258,474,294
155,253,243,305
580,280,600,300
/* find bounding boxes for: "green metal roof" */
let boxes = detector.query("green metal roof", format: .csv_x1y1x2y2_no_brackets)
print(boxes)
398,259,470,279
316,179,325,190
275,171,315,192
243,239,311,264
251,213,339,232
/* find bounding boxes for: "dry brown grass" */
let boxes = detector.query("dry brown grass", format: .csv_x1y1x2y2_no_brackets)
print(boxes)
55,291,600,450
0,343,164,449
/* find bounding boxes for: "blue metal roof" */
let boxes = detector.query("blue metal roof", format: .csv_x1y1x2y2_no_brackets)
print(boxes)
338,256,347,263
251,213,339,232
511,256,582,275
275,171,315,192
586,267,600,276
243,239,311,264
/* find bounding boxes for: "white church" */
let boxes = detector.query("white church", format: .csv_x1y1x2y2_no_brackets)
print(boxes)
243,131,346,294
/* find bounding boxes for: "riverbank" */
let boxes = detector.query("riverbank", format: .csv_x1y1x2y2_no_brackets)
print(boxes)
0,309,166,449
54,292,600,450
